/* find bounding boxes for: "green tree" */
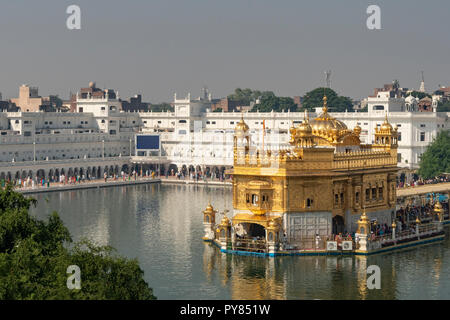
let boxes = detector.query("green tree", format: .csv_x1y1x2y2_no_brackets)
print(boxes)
150,103,173,112
301,87,353,112
251,91,297,112
408,91,431,100
418,130,450,179
0,185,156,300
212,108,223,112
437,101,450,112
228,88,261,105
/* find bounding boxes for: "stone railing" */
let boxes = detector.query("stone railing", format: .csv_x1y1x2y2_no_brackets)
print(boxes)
371,222,442,249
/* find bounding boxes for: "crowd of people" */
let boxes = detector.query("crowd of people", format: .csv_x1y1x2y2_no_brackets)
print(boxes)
1,169,159,190
398,175,450,188
164,169,231,182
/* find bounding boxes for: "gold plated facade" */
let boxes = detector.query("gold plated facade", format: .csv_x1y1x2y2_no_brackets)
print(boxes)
229,96,399,243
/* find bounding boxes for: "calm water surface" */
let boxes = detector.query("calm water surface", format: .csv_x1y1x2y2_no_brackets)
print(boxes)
29,184,450,300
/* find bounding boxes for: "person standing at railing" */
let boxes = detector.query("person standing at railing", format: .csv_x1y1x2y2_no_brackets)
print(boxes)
315,234,319,249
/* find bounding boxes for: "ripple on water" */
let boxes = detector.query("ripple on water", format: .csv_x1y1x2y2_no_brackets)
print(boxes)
29,185,450,299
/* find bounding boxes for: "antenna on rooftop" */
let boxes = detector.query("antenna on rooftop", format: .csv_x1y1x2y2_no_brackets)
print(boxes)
419,71,425,92
324,70,332,88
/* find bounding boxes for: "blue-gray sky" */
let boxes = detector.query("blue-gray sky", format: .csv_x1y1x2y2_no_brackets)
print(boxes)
0,0,449,102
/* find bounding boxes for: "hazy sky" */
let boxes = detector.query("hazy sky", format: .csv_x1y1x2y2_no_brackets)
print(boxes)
0,0,449,102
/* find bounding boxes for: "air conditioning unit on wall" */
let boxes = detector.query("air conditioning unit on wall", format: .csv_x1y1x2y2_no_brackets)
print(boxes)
342,241,353,251
327,241,338,251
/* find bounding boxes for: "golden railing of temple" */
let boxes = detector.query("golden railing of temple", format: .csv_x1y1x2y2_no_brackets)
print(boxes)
233,148,397,170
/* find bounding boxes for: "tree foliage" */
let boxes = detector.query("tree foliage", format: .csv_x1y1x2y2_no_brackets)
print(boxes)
227,88,297,112
0,185,156,300
437,101,450,112
227,88,262,105
250,91,297,112
301,87,353,112
409,91,431,100
418,130,450,179
150,103,173,112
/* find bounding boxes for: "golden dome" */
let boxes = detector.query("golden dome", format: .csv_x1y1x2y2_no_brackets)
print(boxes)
354,125,362,135
235,116,249,133
297,110,313,136
359,210,369,223
204,203,215,214
309,95,348,132
434,201,443,210
380,114,393,131
220,216,230,226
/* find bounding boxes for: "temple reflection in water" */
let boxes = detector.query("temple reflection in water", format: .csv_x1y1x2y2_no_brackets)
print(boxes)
203,239,450,299
31,182,449,299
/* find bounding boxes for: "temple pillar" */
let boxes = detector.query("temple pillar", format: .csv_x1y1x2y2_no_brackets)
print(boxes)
416,217,421,236
356,210,371,253
391,220,396,241
266,220,280,255
202,203,217,241
217,216,231,251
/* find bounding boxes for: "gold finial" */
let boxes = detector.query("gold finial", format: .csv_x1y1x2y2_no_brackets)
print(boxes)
322,95,328,113
360,207,369,221
434,200,442,210
304,109,309,123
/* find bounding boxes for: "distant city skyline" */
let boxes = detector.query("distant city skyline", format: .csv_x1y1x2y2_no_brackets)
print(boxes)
0,0,449,102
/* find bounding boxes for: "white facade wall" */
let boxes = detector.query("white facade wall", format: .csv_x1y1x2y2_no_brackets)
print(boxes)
0,92,448,174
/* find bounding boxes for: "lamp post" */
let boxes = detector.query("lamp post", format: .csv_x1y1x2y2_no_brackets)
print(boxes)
33,140,36,162
129,137,132,156
391,220,396,240
102,139,105,158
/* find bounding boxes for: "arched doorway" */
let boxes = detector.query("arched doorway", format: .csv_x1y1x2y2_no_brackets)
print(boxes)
234,222,267,253
332,215,345,235
236,222,266,238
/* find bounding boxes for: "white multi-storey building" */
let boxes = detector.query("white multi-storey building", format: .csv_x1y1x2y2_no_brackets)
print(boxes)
0,85,448,183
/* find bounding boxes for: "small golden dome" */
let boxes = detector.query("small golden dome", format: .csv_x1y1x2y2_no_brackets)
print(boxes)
380,114,393,131
235,116,249,133
415,217,421,224
220,216,230,225
354,125,362,135
359,210,369,223
297,121,312,136
434,201,443,210
204,203,215,214
292,109,313,138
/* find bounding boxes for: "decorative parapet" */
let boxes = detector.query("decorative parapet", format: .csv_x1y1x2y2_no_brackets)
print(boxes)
234,147,396,171
333,150,397,170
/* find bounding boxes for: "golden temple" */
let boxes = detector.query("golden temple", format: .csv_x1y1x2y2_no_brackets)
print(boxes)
203,95,403,254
